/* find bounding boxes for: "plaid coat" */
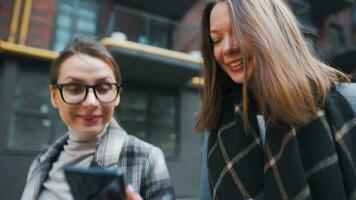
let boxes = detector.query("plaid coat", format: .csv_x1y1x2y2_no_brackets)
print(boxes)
21,119,175,200
208,84,356,200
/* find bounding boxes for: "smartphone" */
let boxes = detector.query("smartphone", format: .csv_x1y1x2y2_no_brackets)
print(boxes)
64,166,126,200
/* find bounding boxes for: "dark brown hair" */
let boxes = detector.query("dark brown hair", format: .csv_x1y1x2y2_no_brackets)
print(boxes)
50,37,121,85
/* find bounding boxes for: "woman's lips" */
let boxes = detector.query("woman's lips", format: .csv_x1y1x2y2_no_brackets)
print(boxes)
226,57,251,73
227,61,244,73
78,115,102,124
229,64,244,73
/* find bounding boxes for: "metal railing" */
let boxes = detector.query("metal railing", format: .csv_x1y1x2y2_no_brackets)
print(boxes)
104,4,200,53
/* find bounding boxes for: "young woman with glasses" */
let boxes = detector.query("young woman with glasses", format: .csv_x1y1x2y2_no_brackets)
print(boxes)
197,0,356,199
21,37,175,200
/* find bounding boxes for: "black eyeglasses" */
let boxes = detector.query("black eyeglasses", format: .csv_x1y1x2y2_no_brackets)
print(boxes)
53,83,121,105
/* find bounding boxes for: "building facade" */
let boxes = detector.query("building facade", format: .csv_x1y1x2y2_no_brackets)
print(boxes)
0,0,355,199
0,0,203,199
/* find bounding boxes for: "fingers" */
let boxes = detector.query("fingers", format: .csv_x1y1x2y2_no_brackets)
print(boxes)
126,185,143,200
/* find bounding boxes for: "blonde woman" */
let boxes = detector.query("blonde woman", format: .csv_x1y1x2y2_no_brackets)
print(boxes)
197,0,356,199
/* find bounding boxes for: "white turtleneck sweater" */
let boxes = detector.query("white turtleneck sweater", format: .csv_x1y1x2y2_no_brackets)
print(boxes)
38,125,108,200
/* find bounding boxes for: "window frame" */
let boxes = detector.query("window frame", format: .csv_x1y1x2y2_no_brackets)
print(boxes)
51,0,99,52
0,58,66,155
115,84,180,160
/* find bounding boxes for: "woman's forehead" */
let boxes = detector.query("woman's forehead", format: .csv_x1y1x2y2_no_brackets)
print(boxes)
57,54,116,81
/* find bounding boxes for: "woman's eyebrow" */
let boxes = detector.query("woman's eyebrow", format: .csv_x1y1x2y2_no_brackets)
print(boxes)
62,77,115,84
94,77,116,83
62,77,85,83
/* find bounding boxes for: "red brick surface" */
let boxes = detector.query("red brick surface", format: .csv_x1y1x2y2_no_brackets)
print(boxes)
0,0,14,40
26,0,57,49
174,1,205,53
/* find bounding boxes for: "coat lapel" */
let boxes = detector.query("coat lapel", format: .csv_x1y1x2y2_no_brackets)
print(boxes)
93,119,128,168
21,134,68,200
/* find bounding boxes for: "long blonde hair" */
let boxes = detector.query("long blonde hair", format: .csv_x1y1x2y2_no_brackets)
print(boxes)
196,0,348,133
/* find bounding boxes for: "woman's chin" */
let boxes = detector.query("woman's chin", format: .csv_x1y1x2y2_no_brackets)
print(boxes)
231,76,244,84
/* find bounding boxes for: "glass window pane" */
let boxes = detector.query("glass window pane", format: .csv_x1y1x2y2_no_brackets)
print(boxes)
330,27,343,49
6,114,50,150
117,88,178,157
148,95,176,157
13,70,50,111
118,90,148,140
78,8,96,19
53,29,71,51
59,3,72,13
57,15,72,28
76,19,96,33
149,22,171,48
53,0,98,51
149,126,176,156
5,67,64,151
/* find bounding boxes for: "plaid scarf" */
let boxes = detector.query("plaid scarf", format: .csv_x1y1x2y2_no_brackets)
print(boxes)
208,85,356,200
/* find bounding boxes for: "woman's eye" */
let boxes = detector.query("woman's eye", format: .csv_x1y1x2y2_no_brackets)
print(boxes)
96,84,112,93
64,85,84,94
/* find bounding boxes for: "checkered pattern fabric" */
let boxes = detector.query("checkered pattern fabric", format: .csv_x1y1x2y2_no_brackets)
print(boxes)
21,119,175,200
208,85,356,200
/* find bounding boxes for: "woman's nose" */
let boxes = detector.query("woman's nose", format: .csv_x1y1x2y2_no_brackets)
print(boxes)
222,36,239,55
83,88,99,105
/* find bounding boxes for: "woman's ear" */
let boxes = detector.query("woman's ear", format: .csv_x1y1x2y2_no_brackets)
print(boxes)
114,95,120,107
49,85,58,108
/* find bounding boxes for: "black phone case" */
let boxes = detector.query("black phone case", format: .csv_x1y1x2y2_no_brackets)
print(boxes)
64,166,126,200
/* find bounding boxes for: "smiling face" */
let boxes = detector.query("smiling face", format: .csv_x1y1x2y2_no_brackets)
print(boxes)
50,53,120,137
209,1,256,84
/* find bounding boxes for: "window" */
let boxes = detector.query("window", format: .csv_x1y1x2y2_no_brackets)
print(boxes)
5,67,66,151
110,5,174,49
329,24,344,50
148,20,173,48
117,88,178,157
0,63,3,97
53,0,98,51
148,95,177,156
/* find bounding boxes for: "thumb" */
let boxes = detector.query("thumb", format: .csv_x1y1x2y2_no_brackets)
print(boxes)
126,185,143,200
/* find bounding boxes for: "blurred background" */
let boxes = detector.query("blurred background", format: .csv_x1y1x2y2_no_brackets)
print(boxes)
0,0,355,199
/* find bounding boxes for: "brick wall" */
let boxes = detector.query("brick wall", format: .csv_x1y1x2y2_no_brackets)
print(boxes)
0,0,14,41
26,0,57,49
98,0,116,38
173,1,205,53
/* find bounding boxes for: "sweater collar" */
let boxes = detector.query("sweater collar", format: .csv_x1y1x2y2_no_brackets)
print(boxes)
67,123,108,143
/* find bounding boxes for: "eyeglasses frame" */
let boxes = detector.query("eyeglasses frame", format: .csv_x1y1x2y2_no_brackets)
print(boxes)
52,82,121,105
